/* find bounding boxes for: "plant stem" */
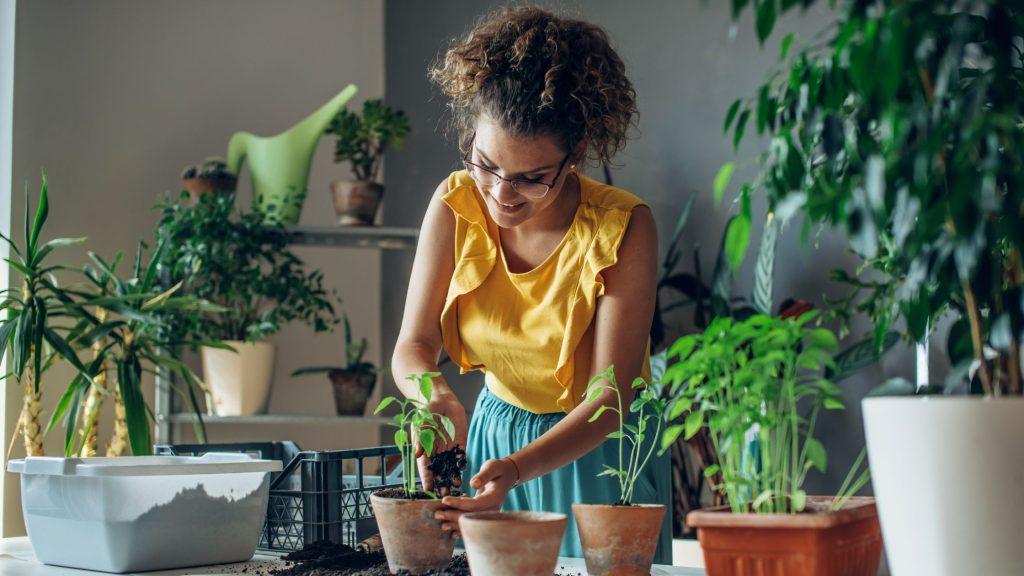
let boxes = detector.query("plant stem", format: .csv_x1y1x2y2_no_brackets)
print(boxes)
963,281,995,396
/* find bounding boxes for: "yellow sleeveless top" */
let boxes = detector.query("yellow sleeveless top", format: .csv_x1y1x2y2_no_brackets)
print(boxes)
440,170,651,414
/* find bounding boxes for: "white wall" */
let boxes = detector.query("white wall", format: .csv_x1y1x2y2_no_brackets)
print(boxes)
0,0,16,541
5,0,385,536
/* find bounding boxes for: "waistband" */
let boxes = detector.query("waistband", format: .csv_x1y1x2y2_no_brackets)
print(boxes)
475,386,566,427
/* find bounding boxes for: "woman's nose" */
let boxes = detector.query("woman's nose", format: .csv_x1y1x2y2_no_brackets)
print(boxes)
491,180,521,202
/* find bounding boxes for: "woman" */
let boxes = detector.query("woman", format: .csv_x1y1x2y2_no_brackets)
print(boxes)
390,6,671,562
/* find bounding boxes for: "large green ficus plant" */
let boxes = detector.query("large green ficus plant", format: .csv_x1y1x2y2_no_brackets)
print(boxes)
718,0,1024,396
155,191,338,344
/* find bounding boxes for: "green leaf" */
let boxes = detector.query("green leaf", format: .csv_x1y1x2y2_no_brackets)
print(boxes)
661,424,684,452
831,331,899,382
752,214,778,315
703,464,720,478
119,360,152,456
394,428,408,449
791,489,807,512
725,213,751,270
713,163,736,205
733,109,750,150
806,328,839,353
866,377,915,397
683,410,704,439
374,396,397,414
588,404,611,423
804,437,827,473
419,429,435,458
723,99,742,133
668,398,692,420
418,375,434,402
755,0,777,44
42,328,93,386
780,33,794,58
291,366,343,377
28,173,49,256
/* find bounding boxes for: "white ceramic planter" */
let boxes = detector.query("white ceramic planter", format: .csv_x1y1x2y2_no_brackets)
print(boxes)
863,396,1024,576
201,341,275,416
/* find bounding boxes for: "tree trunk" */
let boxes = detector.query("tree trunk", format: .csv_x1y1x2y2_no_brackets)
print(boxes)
106,384,129,457
22,372,44,457
78,362,107,457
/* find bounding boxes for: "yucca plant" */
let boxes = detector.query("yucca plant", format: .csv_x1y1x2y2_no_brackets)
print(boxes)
0,175,94,457
48,241,220,456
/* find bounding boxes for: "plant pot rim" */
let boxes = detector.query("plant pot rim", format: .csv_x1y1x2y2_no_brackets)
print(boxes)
204,340,274,347
572,502,666,510
863,395,1024,406
686,496,876,529
331,178,384,187
461,511,566,524
370,490,438,501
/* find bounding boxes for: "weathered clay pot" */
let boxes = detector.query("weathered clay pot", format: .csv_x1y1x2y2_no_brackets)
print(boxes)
686,496,882,576
330,179,383,226
369,492,454,574
182,176,237,199
573,503,664,576
327,369,376,415
459,511,567,576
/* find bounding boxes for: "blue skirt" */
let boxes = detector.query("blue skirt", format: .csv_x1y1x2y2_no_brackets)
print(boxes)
465,386,673,563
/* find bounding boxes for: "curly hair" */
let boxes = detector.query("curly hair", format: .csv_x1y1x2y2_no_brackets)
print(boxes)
430,6,637,167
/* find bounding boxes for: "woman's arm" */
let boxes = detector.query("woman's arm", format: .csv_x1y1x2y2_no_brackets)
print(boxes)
391,179,470,491
439,205,658,531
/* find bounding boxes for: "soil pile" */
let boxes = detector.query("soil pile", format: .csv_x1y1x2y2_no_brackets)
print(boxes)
265,541,470,576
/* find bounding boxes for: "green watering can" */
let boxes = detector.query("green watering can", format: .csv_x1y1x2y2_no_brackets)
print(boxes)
227,84,358,225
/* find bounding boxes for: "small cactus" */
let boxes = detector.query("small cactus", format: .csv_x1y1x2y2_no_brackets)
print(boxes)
181,157,235,181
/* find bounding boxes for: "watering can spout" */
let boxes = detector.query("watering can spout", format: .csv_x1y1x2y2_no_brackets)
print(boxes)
226,84,359,225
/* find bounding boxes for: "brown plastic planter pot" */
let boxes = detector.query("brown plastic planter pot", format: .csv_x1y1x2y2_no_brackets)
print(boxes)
327,370,375,415
182,176,237,199
459,511,567,576
573,503,665,576
331,179,383,226
369,491,455,574
686,496,882,576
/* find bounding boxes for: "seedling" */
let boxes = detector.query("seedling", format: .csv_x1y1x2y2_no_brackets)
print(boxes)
374,372,455,498
583,365,667,505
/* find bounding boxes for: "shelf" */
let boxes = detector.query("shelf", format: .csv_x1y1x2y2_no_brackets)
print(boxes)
167,413,391,425
283,225,418,250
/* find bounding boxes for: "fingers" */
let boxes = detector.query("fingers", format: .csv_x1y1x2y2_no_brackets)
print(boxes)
469,459,505,490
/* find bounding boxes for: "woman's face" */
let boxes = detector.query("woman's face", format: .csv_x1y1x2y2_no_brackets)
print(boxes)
468,115,576,228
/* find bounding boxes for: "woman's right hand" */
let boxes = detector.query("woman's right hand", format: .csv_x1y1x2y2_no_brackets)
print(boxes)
415,392,469,495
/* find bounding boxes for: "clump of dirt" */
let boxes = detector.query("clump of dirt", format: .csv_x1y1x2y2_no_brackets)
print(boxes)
426,446,466,493
372,488,442,500
268,540,472,575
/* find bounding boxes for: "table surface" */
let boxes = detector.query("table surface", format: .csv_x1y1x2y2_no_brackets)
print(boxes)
0,537,705,576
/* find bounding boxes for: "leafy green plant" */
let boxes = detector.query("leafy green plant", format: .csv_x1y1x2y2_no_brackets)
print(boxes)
326,98,410,183
663,313,870,514
291,312,377,377
582,365,667,505
0,175,93,457
720,0,1024,396
373,372,455,498
155,191,338,344
49,242,221,456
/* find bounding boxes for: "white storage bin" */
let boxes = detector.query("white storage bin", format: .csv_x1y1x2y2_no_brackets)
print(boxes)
7,453,283,573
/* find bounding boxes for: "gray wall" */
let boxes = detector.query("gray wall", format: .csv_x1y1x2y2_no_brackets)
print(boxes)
383,0,933,496
6,0,384,536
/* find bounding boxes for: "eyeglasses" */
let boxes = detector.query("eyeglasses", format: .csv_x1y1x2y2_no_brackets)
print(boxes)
462,135,572,200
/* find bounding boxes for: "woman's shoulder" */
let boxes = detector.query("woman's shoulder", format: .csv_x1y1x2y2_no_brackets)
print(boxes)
579,174,648,214
439,170,487,222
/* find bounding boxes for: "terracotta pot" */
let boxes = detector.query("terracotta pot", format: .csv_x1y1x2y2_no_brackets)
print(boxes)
686,496,882,576
200,341,275,416
573,503,665,576
182,176,237,199
459,511,567,576
369,492,455,574
330,179,383,226
327,369,376,415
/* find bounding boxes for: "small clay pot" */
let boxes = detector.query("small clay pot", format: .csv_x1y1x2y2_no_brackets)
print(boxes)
183,176,237,199
573,503,665,576
459,511,567,576
331,179,383,226
369,491,455,574
328,369,376,415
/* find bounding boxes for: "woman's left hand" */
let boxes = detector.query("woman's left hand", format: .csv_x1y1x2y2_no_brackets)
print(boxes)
436,458,518,538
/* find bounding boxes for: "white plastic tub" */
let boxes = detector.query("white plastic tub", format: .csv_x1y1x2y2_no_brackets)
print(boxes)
7,453,282,573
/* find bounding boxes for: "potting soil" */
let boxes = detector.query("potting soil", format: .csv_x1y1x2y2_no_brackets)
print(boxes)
267,541,471,575
426,446,467,494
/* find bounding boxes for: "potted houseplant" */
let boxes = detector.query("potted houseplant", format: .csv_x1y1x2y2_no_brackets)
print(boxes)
291,312,379,415
156,191,338,416
0,174,94,457
572,365,668,576
369,372,456,574
324,98,410,226
48,242,218,456
666,313,881,576
719,1,1024,574
180,157,237,200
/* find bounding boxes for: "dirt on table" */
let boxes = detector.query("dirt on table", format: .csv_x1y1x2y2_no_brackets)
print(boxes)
263,541,470,576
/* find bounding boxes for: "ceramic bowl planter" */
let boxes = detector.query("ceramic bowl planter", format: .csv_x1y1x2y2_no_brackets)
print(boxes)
863,396,1024,576
200,341,275,416
369,491,455,574
459,511,567,576
686,496,881,576
182,175,236,200
331,179,383,226
327,369,376,415
573,503,665,576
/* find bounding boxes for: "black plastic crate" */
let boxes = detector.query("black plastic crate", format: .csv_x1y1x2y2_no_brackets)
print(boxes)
156,441,404,552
